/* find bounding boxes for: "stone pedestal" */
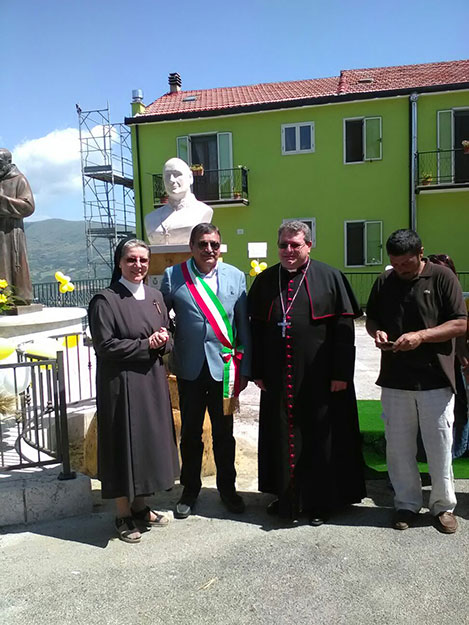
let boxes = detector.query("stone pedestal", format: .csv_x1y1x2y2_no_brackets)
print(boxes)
148,244,191,288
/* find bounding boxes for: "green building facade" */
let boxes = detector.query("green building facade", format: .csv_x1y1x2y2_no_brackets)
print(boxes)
126,62,469,300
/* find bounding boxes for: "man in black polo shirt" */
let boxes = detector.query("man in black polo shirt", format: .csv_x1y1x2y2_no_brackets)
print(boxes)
366,229,467,534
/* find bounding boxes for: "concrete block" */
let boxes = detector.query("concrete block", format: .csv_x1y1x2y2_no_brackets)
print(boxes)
0,474,25,525
67,402,96,443
24,467,92,524
0,465,92,528
83,413,98,478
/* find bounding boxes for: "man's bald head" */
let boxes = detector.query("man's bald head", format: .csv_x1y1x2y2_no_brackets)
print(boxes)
162,157,193,199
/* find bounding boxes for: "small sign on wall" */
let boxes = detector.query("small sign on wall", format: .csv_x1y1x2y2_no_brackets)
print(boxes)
248,242,268,259
148,274,164,290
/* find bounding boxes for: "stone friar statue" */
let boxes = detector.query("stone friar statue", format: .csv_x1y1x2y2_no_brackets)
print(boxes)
0,148,35,303
145,157,213,246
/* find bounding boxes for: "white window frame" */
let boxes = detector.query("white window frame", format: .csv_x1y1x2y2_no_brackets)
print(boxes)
177,131,235,198
281,122,315,155
282,217,316,248
436,107,469,183
343,116,382,164
344,220,383,267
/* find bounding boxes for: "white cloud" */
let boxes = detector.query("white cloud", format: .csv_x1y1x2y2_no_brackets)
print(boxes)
11,125,131,222
13,128,82,210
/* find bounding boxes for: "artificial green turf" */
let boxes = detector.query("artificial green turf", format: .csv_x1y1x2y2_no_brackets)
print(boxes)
358,400,469,479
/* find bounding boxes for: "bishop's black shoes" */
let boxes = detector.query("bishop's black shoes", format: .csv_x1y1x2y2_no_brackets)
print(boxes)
266,498,300,523
308,512,328,527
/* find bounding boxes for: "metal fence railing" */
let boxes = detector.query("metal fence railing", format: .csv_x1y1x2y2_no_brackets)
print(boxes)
0,353,74,476
247,270,469,309
0,326,97,474
20,332,96,405
33,278,109,309
32,271,469,312
343,272,380,308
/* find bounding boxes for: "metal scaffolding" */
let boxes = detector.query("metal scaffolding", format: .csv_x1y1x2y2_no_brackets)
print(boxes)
76,104,135,277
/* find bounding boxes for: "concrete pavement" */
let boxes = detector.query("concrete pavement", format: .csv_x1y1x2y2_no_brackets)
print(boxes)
1,320,468,625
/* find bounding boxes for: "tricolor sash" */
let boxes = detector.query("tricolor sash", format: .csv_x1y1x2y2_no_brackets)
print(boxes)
181,259,244,414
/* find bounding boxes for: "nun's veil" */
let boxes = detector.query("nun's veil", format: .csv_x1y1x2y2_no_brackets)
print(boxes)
110,238,150,285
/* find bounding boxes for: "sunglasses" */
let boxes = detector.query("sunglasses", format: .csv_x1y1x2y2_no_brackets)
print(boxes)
278,242,305,250
197,240,221,250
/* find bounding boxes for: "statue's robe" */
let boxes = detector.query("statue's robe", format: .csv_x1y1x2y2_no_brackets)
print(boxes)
0,165,35,302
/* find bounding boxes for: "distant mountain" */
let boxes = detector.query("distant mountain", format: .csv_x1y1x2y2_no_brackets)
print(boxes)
25,219,111,282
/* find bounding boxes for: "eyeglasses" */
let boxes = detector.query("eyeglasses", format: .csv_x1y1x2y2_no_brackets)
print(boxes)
125,257,149,264
197,240,221,251
278,242,305,250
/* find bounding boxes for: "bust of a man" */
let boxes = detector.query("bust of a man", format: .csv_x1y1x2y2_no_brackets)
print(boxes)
145,157,213,246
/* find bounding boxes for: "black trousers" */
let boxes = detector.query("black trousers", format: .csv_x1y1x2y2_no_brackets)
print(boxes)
177,360,236,500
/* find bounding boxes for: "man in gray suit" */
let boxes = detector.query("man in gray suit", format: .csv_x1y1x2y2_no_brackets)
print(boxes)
161,223,251,518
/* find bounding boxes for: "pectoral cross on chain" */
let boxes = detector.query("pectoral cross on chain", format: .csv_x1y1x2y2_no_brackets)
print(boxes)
278,317,291,338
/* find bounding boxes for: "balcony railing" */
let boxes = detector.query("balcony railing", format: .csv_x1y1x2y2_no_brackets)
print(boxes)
153,167,249,206
416,148,469,189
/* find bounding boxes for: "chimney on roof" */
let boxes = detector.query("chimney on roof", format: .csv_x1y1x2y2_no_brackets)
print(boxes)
337,70,347,95
169,72,182,93
132,89,144,103
131,89,145,116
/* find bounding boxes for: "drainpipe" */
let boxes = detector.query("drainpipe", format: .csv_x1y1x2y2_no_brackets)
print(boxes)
409,92,419,230
134,124,145,239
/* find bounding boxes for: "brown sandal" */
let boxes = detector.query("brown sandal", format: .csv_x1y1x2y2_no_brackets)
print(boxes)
131,505,169,527
115,516,142,543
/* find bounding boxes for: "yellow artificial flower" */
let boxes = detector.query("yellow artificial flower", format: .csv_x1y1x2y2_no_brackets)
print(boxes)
0,294,8,304
249,260,268,277
0,279,8,289
55,270,75,293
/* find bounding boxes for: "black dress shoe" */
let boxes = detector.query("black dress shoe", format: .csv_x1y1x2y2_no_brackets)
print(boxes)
308,512,327,526
267,498,300,522
174,491,197,519
266,499,279,515
174,500,193,519
220,491,245,514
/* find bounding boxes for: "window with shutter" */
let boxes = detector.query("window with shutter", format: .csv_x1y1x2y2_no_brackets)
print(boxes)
344,117,382,163
345,220,383,267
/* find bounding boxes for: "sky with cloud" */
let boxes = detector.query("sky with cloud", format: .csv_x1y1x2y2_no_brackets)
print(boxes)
3,0,468,221
13,129,82,220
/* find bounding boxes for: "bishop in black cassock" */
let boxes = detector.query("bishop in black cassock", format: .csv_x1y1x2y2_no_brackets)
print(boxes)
248,222,366,524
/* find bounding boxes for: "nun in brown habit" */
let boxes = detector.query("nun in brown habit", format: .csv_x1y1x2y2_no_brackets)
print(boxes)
89,238,179,543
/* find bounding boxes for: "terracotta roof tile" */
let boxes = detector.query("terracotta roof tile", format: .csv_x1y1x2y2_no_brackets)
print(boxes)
138,60,469,119
143,77,338,116
339,59,469,94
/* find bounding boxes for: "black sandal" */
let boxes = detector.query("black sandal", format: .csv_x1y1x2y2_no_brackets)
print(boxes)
115,516,141,543
131,505,169,527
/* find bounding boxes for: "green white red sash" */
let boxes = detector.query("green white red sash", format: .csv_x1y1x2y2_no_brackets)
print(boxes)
181,259,244,414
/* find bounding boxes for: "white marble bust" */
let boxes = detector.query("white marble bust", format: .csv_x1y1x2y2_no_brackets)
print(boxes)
145,157,213,245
